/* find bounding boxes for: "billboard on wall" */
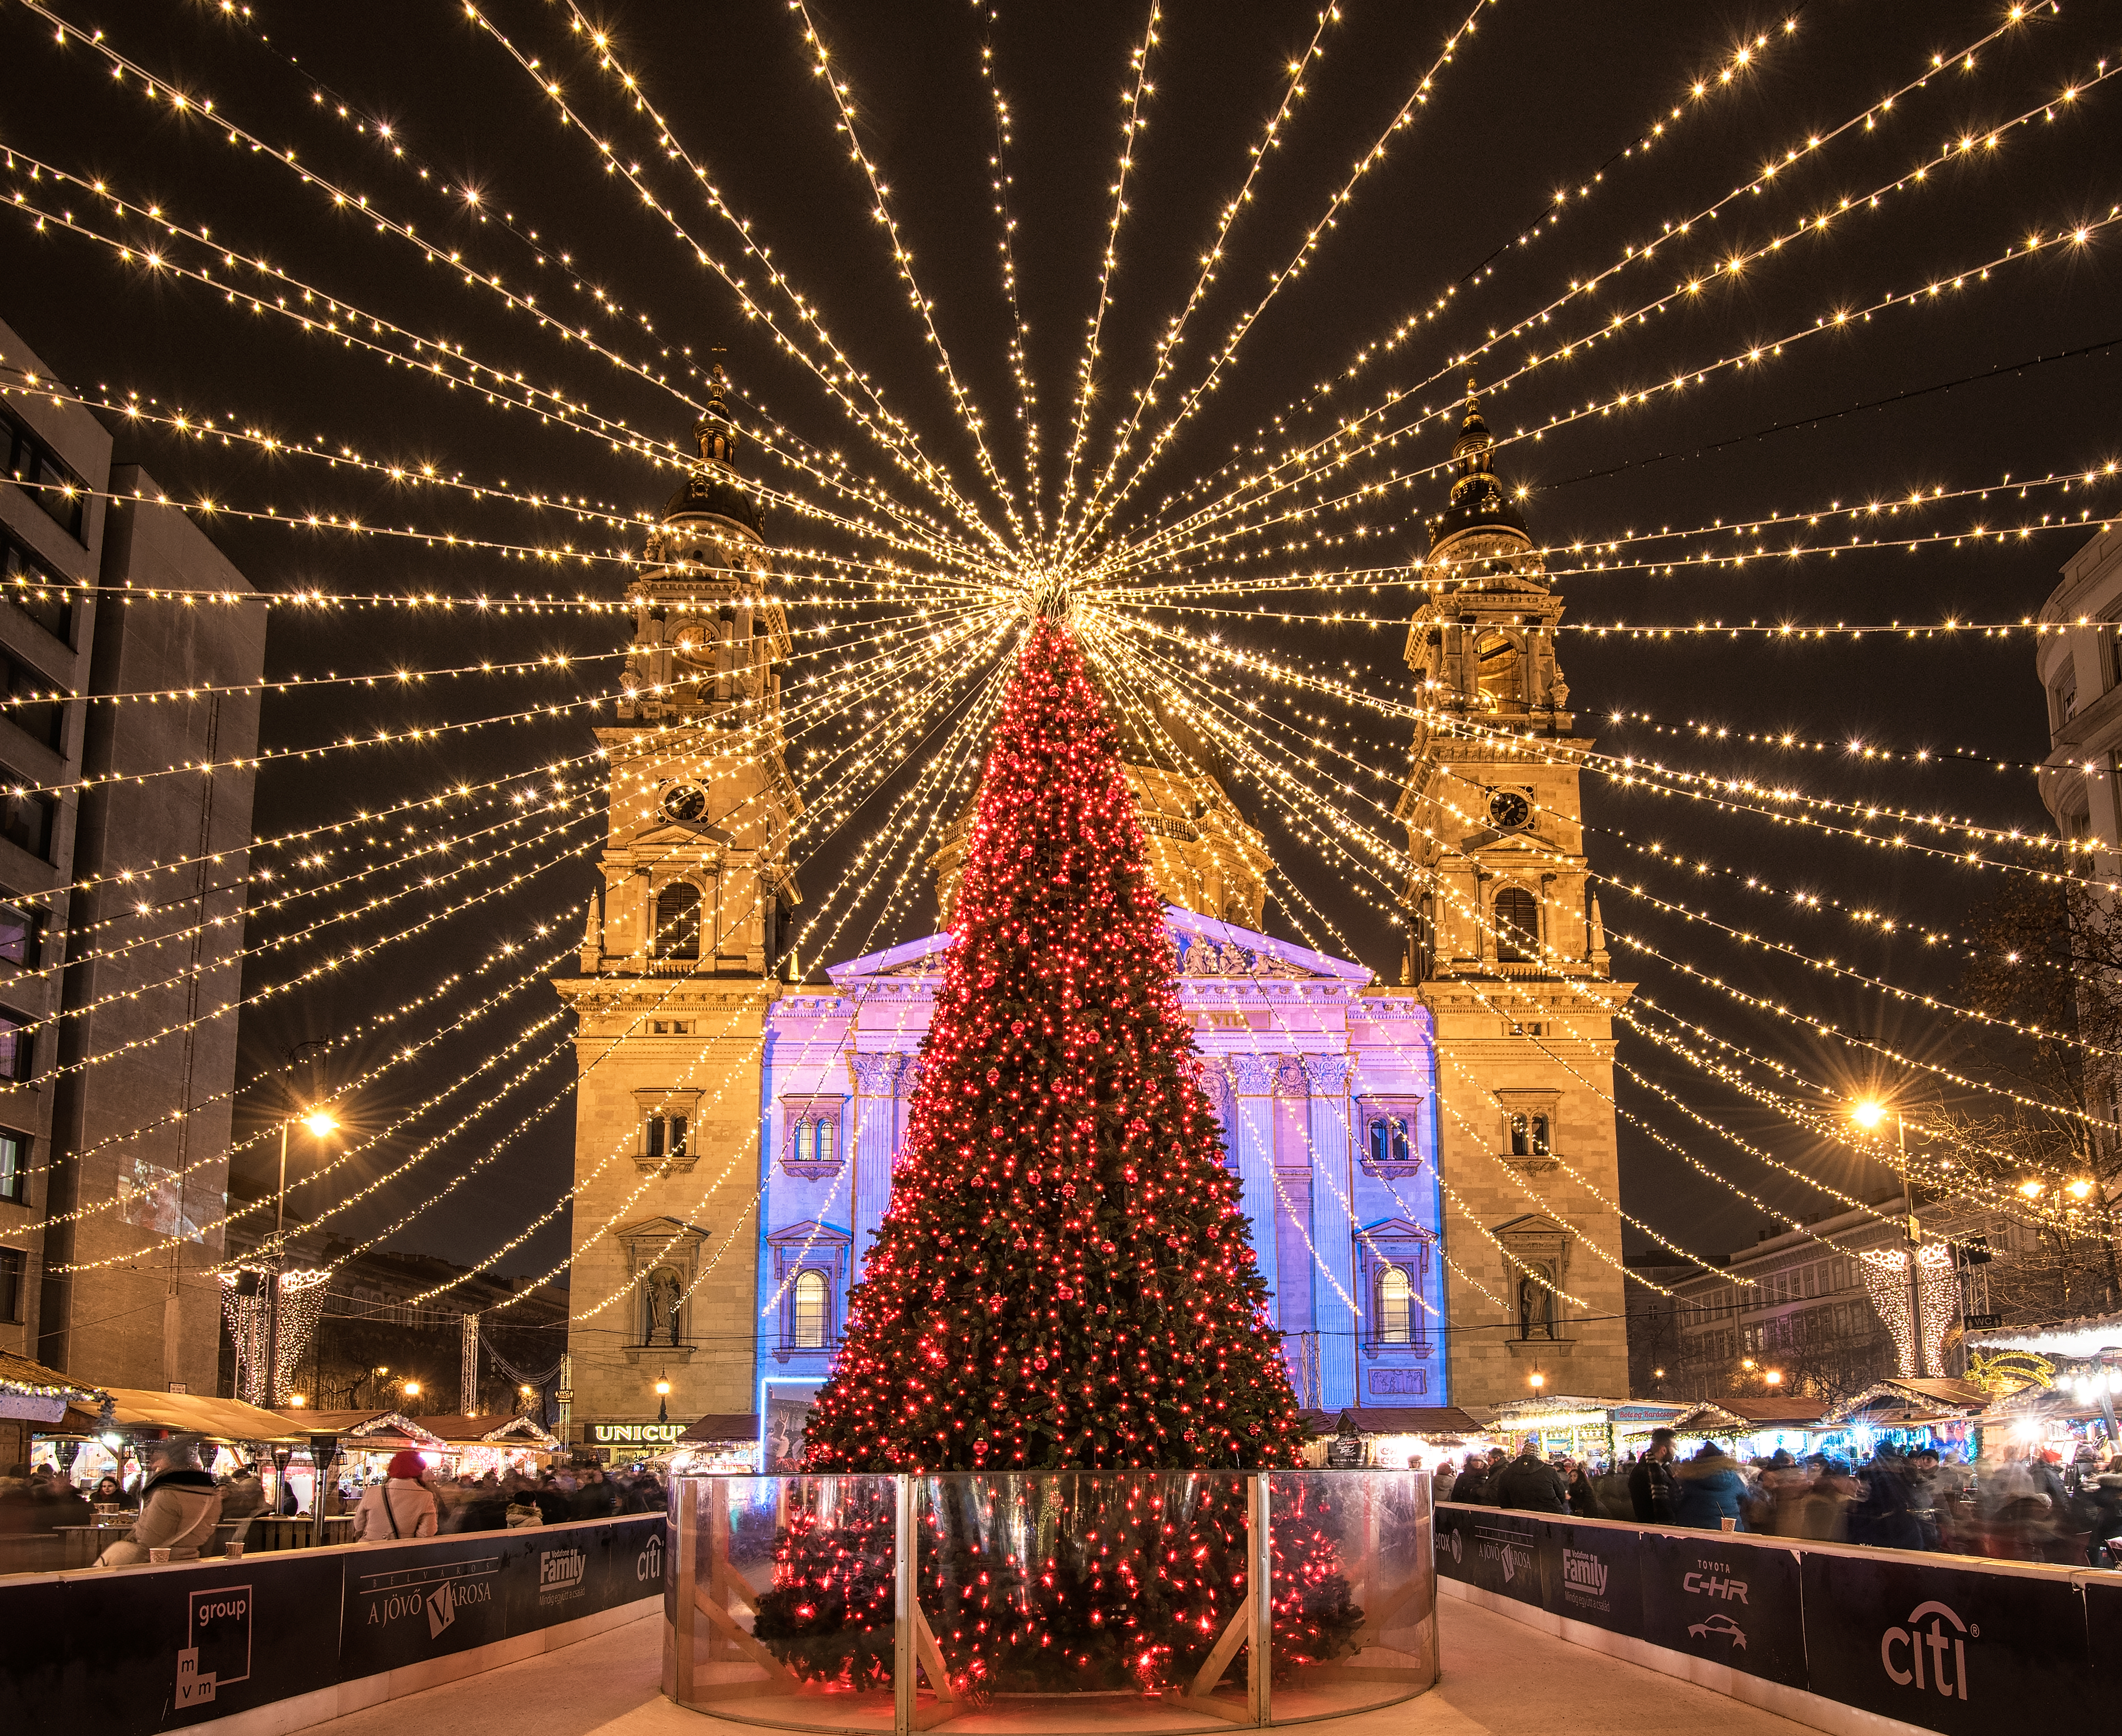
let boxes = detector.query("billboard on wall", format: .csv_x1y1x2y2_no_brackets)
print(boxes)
0,1515,664,1732
1637,1530,1805,1688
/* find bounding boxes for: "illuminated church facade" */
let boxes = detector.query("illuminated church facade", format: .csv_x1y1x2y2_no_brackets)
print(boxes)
554,381,1628,1455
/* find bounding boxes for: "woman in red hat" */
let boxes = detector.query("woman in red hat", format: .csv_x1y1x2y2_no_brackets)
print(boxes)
349,1450,438,1542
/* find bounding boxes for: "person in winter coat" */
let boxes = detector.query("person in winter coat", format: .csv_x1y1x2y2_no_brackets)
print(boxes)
1630,1432,1680,1523
1450,1450,1499,1505
1674,1442,1748,1531
1494,1441,1569,1513
1564,1463,1601,1518
1594,1460,1636,1520
569,1467,621,1520
97,1436,224,1565
349,1452,439,1542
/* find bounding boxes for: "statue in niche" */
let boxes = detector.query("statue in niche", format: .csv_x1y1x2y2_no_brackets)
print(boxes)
1517,1269,1557,1341
644,1265,684,1346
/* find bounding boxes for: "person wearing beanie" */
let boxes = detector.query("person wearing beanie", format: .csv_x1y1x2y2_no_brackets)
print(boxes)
350,1450,438,1542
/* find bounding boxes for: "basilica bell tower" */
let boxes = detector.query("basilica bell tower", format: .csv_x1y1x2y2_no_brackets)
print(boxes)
1396,384,1631,1405
552,371,799,1456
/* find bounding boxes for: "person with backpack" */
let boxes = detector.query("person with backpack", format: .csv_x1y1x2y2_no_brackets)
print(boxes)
350,1451,439,1542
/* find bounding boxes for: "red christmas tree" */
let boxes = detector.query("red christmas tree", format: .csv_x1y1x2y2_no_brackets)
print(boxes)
803,616,1306,1472
752,622,1362,1699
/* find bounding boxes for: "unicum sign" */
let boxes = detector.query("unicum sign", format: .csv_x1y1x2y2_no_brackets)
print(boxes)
1881,1600,1975,1701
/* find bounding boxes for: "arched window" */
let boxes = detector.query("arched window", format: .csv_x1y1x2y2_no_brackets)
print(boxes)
813,1118,836,1168
655,883,702,958
1474,631,1521,709
1377,1266,1413,1345
792,1271,829,1349
1509,1113,1530,1157
1368,1117,1410,1168
1493,886,1538,963
1530,1114,1551,1156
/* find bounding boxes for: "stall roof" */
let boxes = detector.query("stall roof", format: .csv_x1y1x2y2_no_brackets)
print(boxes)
417,1413,562,1449
1824,1378,1991,1423
270,1409,446,1448
1,1349,107,1419
96,1388,306,1444
1643,1396,1828,1436
678,1413,761,1444
1965,1310,2122,1361
1336,1406,1486,1437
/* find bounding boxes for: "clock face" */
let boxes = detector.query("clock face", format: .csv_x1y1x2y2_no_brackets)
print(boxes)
1488,789,1532,831
662,783,709,825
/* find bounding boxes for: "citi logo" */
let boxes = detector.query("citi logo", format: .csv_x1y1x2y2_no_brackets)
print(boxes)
540,1548,586,1591
638,1535,666,1582
1562,1549,1607,1596
1882,1600,1977,1701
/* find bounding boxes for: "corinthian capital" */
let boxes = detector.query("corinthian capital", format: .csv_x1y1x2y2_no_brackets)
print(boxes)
850,1051,906,1095
1301,1054,1352,1097
1225,1053,1278,1095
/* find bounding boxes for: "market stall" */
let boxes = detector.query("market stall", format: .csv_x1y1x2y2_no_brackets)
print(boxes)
1816,1377,1989,1459
1620,1395,1828,1460
1489,1395,1688,1465
669,1412,762,1474
270,1409,446,1524
1310,1406,1489,1469
418,1411,564,1477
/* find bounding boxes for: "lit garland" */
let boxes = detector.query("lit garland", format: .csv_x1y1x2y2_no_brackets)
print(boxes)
1858,1245,1962,1379
219,1266,329,1405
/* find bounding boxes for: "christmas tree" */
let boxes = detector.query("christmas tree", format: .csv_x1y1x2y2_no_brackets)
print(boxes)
805,614,1306,1472
751,619,1361,1700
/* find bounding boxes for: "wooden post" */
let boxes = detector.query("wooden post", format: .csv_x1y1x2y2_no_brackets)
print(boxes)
1247,1473,1272,1728
894,1475,916,1736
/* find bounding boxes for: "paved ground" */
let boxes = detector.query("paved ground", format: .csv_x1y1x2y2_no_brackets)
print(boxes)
297,1595,1817,1736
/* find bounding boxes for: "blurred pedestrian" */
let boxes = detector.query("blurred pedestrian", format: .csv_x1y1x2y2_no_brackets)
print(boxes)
1494,1438,1568,1513
96,1436,223,1565
1674,1441,1747,1531
1630,1430,1679,1524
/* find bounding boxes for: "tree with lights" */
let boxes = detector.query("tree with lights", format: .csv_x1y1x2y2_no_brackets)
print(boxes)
752,617,1360,1698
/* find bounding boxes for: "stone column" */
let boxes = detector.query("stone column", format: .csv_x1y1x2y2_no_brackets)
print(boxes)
1223,1055,1280,1318
850,1052,905,1283
1304,1054,1358,1410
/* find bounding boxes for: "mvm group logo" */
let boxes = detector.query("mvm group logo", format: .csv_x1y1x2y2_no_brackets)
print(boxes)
174,1584,253,1709
1881,1600,1977,1701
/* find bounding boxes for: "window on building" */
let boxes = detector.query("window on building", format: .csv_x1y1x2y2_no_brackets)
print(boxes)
0,536,73,644
792,1270,829,1349
0,652,65,752
0,1014,29,1082
0,902,37,969
1,406,88,541
1474,630,1521,709
0,778,53,861
654,883,702,957
1493,887,1538,962
0,1129,22,1203
0,1245,22,1320
1367,1117,1410,1168
1376,1265,1413,1345
643,1113,688,1159
1507,1113,1551,1157
2055,676,2079,728
811,1118,835,1168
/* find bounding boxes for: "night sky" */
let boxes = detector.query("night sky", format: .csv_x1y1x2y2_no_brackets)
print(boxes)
1,0,2116,1290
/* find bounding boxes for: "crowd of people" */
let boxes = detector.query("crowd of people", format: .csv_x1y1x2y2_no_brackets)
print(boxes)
1430,1429,2122,1565
0,1438,669,1568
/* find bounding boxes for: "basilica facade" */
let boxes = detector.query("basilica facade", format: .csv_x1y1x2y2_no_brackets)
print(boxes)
552,382,1629,1460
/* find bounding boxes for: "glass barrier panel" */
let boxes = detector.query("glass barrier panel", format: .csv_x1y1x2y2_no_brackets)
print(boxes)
915,1471,1257,1730
668,1474,900,1731
1265,1471,1436,1718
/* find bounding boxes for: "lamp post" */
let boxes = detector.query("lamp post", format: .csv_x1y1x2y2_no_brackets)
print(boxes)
657,1372,672,1425
1852,1099,1929,1378
263,1106,338,1406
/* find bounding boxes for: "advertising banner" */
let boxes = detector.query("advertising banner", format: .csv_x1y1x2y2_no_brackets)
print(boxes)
2083,1575,2122,1685
1636,1530,1805,1688
1798,1553,2097,1736
1434,1508,1541,1605
1534,1519,1643,1640
0,1515,665,1733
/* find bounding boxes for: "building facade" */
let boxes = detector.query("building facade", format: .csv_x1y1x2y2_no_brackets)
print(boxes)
0,314,262,1395
556,380,1635,1456
1392,385,1633,1403
551,373,799,1454
2035,523,2122,879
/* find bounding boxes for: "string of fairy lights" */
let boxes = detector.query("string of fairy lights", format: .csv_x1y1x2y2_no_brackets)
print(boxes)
0,0,2113,1369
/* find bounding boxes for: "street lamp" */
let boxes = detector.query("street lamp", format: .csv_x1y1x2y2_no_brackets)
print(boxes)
264,1104,338,1406
1851,1097,1932,1377
656,1372,672,1424
1764,1369,1784,1388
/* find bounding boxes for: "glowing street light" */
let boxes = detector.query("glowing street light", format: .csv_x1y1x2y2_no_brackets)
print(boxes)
1848,1096,1934,1376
